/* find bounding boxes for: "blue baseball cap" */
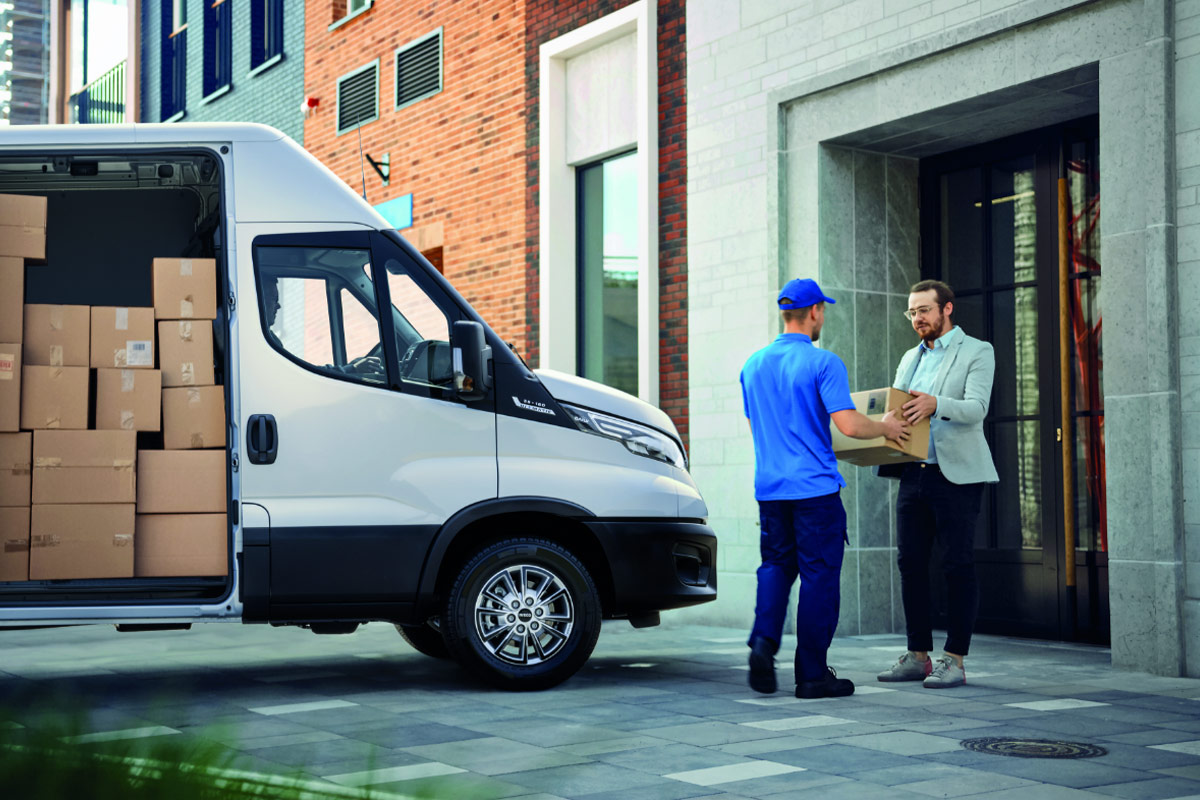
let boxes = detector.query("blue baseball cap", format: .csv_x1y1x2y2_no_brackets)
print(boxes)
777,278,836,308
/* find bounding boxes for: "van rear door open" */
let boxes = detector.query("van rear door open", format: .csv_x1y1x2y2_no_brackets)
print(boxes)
236,228,497,623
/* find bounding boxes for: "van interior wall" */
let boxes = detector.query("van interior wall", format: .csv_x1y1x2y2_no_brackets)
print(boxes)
26,189,208,305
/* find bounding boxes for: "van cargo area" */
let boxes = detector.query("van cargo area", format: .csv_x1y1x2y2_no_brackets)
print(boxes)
0,150,232,605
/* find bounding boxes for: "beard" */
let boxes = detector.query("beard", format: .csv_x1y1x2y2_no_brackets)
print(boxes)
915,312,945,345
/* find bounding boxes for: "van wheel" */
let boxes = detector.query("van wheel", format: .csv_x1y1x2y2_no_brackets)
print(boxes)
395,622,451,660
443,538,601,691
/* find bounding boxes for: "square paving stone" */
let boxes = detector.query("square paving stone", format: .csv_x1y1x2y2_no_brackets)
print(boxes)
640,721,785,746
829,731,964,756
369,771,533,798
499,762,671,796
248,736,415,768
764,744,923,774
404,735,590,775
593,742,749,774
463,717,634,748
964,755,1157,789
852,762,1013,787
892,769,1040,797
339,720,485,748
1089,776,1200,798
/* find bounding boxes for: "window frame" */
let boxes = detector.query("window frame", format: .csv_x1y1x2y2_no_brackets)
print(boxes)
394,27,443,111
250,0,284,71
160,0,188,120
335,59,380,136
251,231,476,403
202,0,233,99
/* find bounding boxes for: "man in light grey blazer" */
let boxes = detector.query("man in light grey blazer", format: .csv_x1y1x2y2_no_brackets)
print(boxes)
877,279,999,689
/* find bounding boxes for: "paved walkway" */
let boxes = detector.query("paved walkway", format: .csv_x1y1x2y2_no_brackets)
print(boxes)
3,621,1200,798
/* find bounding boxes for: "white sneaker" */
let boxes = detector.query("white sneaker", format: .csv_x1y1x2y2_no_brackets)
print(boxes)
923,654,966,688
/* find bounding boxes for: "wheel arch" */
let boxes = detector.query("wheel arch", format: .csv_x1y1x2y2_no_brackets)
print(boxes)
416,498,616,619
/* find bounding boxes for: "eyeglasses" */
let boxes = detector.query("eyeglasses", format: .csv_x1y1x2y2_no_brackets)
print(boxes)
903,305,939,321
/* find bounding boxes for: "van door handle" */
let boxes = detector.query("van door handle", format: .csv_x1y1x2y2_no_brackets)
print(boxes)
247,414,278,465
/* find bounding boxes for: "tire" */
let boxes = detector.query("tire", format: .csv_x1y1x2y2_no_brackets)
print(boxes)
395,622,451,660
443,538,601,691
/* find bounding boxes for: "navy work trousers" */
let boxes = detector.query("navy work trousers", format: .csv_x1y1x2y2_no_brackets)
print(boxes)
749,492,847,682
896,462,984,657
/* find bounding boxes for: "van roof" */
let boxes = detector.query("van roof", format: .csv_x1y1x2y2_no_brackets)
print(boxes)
0,122,286,147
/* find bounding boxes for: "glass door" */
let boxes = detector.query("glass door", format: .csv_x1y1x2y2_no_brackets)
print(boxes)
919,118,1108,643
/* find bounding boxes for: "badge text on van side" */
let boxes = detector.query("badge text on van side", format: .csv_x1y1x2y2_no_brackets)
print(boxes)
513,396,555,416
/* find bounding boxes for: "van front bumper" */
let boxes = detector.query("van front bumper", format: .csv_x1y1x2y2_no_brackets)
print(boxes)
584,520,717,615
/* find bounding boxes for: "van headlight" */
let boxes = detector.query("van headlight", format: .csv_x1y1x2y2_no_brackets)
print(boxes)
561,403,687,470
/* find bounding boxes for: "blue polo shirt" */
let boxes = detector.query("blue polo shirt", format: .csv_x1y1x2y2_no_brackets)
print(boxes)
740,333,855,501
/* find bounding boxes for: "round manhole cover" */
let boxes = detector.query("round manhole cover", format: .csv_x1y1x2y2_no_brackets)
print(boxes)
961,738,1107,759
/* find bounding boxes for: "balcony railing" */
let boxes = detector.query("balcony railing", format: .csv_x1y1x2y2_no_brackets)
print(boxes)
70,59,126,124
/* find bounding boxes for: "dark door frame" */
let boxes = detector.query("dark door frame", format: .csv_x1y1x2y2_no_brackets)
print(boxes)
917,115,1108,644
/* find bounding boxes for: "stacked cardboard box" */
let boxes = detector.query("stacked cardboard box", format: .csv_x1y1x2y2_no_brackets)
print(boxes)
0,194,44,581
0,194,46,260
0,433,31,581
0,258,22,434
136,450,226,576
138,257,226,576
30,430,136,579
154,258,223,451
21,304,89,430
7,234,228,580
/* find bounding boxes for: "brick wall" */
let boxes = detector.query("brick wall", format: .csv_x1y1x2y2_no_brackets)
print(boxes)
140,0,305,141
302,0,529,351
524,0,689,443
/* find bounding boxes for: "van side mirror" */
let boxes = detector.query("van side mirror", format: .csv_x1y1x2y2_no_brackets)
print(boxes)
451,320,492,401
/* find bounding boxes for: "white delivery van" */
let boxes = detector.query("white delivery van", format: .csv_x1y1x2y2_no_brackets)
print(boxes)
0,123,716,690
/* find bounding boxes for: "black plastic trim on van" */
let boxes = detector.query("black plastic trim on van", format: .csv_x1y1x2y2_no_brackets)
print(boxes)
584,519,717,614
412,497,595,607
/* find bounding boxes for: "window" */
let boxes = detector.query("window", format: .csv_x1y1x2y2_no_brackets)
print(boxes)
337,60,379,134
384,265,452,389
160,0,187,119
203,0,233,97
348,0,368,13
250,0,284,69
255,246,386,387
395,29,442,110
577,151,638,397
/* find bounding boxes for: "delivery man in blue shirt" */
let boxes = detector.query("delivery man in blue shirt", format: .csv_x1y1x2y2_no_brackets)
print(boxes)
742,278,907,698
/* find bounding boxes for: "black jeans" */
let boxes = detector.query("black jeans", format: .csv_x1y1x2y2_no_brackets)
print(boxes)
896,463,984,657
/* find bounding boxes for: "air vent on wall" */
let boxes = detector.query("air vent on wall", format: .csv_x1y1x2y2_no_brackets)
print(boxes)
337,61,379,134
395,29,442,109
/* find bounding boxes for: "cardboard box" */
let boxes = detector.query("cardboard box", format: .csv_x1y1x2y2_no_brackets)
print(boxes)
96,369,162,432
0,344,18,432
0,257,23,343
91,307,155,369
0,194,47,260
830,387,931,467
30,503,134,579
162,386,225,449
23,304,90,367
0,432,31,506
158,320,215,387
137,450,225,513
20,365,88,430
153,257,218,320
135,514,227,577
32,430,136,504
0,506,29,581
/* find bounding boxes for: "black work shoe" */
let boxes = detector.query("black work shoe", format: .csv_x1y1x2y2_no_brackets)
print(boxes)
748,637,777,694
796,667,855,699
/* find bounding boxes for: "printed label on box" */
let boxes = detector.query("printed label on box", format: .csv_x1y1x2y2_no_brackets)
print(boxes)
0,353,12,379
125,341,152,366
115,308,129,330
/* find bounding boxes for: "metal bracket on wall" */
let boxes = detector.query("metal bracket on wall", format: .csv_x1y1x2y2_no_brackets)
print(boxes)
365,152,390,186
